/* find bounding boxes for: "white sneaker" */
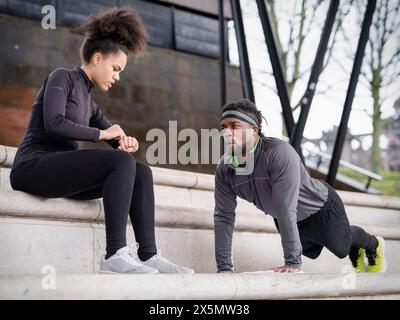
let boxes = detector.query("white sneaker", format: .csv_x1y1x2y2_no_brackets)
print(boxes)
100,246,159,274
142,252,195,274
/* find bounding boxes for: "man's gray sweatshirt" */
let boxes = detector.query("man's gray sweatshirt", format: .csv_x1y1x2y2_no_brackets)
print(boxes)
214,137,329,271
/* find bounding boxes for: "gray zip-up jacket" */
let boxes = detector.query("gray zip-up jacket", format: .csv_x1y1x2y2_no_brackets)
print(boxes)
214,137,329,271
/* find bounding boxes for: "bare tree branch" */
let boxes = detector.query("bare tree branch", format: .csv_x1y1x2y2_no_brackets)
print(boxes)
360,69,373,87
386,1,400,36
254,79,278,95
303,0,324,36
288,0,307,97
381,71,400,86
321,2,352,72
376,0,390,69
314,78,348,95
381,90,400,104
382,47,400,70
369,38,376,71
267,0,287,81
341,23,359,61
254,70,274,77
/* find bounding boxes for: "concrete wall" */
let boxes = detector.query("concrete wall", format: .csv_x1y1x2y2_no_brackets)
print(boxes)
2,215,400,276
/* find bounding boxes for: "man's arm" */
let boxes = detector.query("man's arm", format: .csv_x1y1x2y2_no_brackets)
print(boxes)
269,142,302,269
89,99,120,149
214,165,237,272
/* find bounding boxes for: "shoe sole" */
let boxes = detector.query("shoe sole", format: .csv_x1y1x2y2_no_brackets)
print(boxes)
376,236,387,273
100,257,160,274
178,270,195,274
98,270,159,274
98,270,119,274
148,270,195,274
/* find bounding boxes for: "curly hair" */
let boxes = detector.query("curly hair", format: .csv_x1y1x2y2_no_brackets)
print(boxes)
77,7,148,63
221,99,267,137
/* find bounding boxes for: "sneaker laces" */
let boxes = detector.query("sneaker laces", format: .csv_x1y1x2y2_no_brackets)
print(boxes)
126,243,140,259
117,248,143,267
130,242,165,264
149,251,173,265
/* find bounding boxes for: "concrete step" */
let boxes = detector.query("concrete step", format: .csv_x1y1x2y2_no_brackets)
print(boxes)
2,215,400,276
1,273,400,300
2,144,400,211
1,167,400,232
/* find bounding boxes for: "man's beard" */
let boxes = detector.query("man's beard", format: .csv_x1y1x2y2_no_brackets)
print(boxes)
226,141,244,157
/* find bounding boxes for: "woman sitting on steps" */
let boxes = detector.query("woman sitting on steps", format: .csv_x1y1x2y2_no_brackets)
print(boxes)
10,7,193,275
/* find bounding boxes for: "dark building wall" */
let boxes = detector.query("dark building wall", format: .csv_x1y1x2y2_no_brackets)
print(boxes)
159,0,232,17
0,3,242,174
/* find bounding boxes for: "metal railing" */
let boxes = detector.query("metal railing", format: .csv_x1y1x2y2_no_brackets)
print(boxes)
303,146,382,191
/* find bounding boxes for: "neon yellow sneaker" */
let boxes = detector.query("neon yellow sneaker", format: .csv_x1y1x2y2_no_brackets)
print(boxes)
366,236,387,273
350,248,366,272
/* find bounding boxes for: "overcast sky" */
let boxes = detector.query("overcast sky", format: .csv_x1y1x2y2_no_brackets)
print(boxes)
227,0,399,151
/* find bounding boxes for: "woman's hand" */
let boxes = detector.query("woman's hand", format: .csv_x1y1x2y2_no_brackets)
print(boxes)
118,135,139,153
99,125,138,153
271,266,301,273
99,125,126,140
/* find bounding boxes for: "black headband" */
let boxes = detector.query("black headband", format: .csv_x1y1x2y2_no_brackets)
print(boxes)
221,110,258,126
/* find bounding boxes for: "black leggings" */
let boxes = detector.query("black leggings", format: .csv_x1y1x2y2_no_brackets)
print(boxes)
10,149,157,260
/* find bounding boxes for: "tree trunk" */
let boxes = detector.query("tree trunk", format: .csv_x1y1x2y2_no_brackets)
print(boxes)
371,71,382,173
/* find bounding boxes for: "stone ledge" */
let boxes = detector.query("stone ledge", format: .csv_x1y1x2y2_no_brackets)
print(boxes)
1,273,399,300
1,145,400,210
2,166,400,228
0,188,276,234
1,188,400,239
0,145,15,168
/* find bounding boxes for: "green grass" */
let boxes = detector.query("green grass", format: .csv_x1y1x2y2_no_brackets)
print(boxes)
338,167,400,197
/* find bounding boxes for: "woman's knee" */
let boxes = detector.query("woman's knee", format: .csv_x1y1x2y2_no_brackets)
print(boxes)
9,170,21,191
112,150,136,171
9,168,30,192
